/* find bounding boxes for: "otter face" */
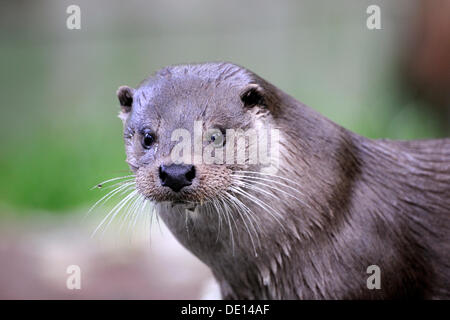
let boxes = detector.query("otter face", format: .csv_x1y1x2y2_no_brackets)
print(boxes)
116,63,271,205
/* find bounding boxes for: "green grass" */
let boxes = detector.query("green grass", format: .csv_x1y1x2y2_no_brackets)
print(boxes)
0,42,130,213
0,119,127,212
0,1,445,215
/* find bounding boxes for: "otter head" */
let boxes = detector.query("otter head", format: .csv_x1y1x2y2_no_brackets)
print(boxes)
116,63,278,206
114,63,348,299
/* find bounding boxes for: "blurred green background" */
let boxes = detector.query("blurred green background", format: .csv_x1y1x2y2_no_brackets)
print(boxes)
0,0,448,215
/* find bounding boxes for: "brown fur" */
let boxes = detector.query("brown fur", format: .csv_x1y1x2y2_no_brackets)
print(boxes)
116,62,450,299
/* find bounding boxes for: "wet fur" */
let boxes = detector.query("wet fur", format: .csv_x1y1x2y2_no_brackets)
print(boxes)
118,62,450,299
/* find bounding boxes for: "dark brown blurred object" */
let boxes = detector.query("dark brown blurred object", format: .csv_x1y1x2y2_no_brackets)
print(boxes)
402,0,450,132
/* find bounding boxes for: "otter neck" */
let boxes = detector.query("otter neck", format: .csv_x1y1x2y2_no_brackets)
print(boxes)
157,125,365,299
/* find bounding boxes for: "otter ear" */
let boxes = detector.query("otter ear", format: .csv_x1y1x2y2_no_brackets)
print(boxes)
240,84,265,108
117,85,135,121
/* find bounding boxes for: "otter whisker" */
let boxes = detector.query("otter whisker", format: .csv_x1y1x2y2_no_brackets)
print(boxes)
90,182,134,209
213,197,235,255
232,173,307,199
90,175,136,190
206,201,223,243
133,198,152,232
219,196,243,248
119,192,142,233
148,202,155,244
91,178,136,194
233,176,309,208
234,171,306,193
131,196,148,232
92,189,138,237
226,193,263,241
217,196,239,246
230,185,281,219
184,205,190,239
223,191,261,238
229,186,286,231
127,195,146,233
145,202,161,245
222,192,260,256
100,189,139,236
88,181,135,211
153,204,163,235
85,182,136,223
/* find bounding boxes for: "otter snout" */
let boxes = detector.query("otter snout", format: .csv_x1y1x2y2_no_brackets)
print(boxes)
159,164,196,192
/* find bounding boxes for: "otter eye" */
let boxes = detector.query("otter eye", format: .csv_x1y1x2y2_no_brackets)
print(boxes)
141,131,155,149
207,129,225,147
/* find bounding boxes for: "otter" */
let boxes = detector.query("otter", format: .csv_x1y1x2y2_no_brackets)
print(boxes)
115,62,449,299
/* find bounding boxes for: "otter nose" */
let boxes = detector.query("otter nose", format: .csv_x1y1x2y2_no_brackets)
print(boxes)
159,164,196,192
